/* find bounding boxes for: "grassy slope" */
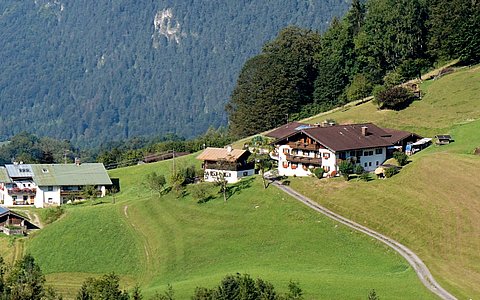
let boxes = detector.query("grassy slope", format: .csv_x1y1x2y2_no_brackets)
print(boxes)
308,65,480,137
289,65,480,299
24,154,435,299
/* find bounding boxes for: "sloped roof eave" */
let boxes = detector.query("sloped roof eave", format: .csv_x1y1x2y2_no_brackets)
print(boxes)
196,147,249,162
31,163,112,186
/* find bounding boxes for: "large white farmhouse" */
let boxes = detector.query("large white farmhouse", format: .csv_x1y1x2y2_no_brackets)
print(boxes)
269,123,420,177
0,163,112,208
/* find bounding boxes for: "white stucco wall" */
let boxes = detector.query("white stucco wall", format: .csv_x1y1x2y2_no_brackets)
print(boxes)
35,186,61,208
276,145,334,177
0,182,37,206
203,168,254,183
276,145,387,176
1,191,13,206
346,148,386,172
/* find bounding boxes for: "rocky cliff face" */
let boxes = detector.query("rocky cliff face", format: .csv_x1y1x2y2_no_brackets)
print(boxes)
0,0,351,146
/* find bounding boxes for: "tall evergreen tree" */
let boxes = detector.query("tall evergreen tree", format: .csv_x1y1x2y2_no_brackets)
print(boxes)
5,254,46,300
346,0,365,37
314,18,354,107
262,26,321,107
226,54,293,138
356,0,428,81
226,27,321,138
428,0,480,64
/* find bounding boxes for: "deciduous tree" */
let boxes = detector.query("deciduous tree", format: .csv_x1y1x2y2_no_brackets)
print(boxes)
144,172,167,197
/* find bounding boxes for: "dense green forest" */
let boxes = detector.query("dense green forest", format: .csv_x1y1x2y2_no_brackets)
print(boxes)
227,0,480,137
0,0,350,146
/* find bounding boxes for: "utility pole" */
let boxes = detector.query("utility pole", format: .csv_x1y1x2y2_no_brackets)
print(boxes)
172,149,176,174
63,150,69,164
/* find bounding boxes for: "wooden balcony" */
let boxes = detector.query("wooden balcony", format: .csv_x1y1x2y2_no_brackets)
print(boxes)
287,142,322,151
8,188,36,195
1,225,26,236
203,162,255,171
60,190,102,196
285,155,322,165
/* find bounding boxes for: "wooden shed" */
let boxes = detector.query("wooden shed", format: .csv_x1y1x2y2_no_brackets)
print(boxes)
0,207,39,235
435,135,453,145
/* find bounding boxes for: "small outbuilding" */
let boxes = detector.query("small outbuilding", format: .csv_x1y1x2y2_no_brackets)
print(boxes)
435,135,453,145
0,207,39,235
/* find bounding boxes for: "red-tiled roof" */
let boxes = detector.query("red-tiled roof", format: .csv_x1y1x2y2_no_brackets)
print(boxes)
274,123,396,152
264,122,311,139
382,128,422,144
302,123,393,151
196,147,249,162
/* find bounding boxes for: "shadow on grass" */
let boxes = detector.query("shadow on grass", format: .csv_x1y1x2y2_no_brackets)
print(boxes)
227,177,255,200
91,200,108,206
197,195,215,204
195,177,255,204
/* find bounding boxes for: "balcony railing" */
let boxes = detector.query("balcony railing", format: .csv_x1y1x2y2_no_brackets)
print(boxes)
8,188,36,195
285,155,322,165
287,142,322,151
0,225,26,236
203,162,255,171
60,190,102,196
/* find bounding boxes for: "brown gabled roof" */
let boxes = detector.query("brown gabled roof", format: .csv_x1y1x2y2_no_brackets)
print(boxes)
272,123,392,152
264,122,312,139
196,147,249,162
382,128,422,144
0,207,39,230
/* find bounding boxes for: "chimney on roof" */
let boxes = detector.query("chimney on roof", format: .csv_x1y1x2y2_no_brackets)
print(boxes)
75,157,81,166
361,126,368,136
226,145,232,153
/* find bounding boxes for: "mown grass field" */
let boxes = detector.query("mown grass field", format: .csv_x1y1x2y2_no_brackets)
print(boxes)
22,154,436,299
288,65,480,299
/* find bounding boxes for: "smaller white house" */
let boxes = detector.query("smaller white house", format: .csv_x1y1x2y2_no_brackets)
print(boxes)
197,146,255,183
0,163,112,208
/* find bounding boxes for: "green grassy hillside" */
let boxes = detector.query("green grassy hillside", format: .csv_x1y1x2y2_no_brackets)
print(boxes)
289,65,480,299
308,65,480,138
24,155,435,299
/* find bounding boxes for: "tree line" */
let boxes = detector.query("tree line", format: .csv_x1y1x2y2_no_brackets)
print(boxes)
0,254,307,300
0,127,233,167
226,0,480,138
0,253,383,299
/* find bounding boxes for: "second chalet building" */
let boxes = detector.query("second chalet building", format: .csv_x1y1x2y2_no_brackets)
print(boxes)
269,123,421,177
197,146,255,183
0,162,112,208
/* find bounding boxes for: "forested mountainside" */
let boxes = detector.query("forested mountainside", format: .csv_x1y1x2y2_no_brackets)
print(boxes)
0,0,350,146
226,0,480,137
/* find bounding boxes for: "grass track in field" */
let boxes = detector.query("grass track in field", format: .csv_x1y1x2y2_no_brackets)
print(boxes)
27,204,144,275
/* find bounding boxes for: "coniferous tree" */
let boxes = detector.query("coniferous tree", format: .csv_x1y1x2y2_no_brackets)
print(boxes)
428,0,480,64
356,0,428,82
314,18,353,107
5,254,46,300
226,27,321,138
